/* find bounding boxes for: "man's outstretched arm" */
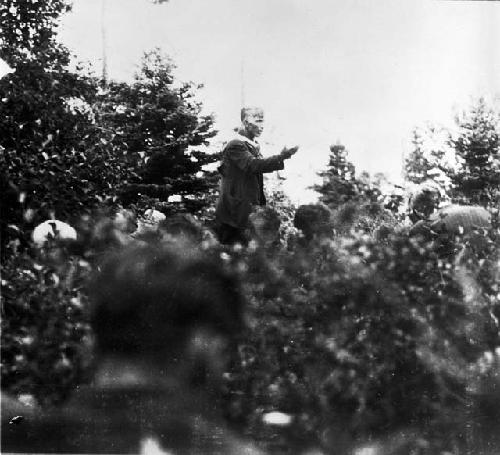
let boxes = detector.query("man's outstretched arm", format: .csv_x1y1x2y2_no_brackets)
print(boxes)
225,140,298,174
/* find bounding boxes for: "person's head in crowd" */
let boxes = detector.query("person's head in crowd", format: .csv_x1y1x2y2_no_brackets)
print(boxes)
32,219,78,247
159,213,205,243
248,206,281,247
408,183,440,223
30,219,80,265
294,204,332,241
88,243,245,390
85,208,137,250
144,208,166,224
113,208,137,233
373,223,394,243
240,106,264,140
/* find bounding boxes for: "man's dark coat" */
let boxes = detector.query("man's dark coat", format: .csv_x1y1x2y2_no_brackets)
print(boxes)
215,135,285,228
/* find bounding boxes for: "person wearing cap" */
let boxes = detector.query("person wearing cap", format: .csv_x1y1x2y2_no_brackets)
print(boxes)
215,107,299,245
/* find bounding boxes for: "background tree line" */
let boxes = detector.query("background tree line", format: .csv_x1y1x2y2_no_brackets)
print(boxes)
0,0,219,256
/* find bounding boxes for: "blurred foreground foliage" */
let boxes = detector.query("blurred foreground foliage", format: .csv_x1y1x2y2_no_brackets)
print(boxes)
224,226,500,453
3,207,500,454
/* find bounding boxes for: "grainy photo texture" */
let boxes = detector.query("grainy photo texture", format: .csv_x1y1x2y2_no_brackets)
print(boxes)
2,1,500,454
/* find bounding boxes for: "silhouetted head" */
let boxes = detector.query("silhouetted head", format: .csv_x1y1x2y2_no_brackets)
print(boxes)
159,213,205,243
409,183,440,223
89,244,245,365
294,204,332,241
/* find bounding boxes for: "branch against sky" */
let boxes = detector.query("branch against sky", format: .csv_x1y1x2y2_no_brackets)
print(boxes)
0,0,72,67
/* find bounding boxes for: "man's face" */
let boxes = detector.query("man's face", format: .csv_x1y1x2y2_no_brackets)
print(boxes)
243,110,264,138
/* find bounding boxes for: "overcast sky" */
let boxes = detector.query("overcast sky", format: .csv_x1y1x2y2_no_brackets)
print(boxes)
59,0,500,203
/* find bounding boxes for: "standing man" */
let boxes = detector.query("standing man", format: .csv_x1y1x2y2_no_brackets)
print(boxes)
215,107,299,245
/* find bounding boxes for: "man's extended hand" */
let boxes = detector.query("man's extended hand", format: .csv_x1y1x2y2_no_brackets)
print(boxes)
280,145,299,160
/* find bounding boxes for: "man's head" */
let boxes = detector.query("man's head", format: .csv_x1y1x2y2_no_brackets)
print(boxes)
409,183,440,222
241,106,264,139
89,243,245,369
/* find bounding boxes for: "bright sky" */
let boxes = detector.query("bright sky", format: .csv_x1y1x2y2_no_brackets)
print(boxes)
59,0,500,203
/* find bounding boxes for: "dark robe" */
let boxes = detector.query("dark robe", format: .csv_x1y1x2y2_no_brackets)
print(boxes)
215,135,285,229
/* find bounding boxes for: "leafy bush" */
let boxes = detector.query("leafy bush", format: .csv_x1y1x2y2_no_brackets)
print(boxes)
3,206,500,454
224,223,500,453
0,62,138,219
1,248,93,407
0,209,142,406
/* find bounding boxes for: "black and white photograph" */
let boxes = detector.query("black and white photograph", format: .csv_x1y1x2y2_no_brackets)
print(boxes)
2,0,500,453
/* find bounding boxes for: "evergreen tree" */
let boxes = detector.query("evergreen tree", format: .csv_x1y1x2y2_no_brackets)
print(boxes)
404,124,453,195
101,50,219,215
313,144,401,233
404,128,435,185
312,144,358,210
448,98,500,206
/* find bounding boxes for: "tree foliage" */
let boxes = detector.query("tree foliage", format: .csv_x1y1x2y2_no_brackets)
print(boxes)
448,98,500,206
0,4,219,252
0,0,72,67
0,62,142,252
0,0,134,251
404,99,500,208
101,49,219,214
404,124,453,194
312,144,402,236
313,144,359,210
